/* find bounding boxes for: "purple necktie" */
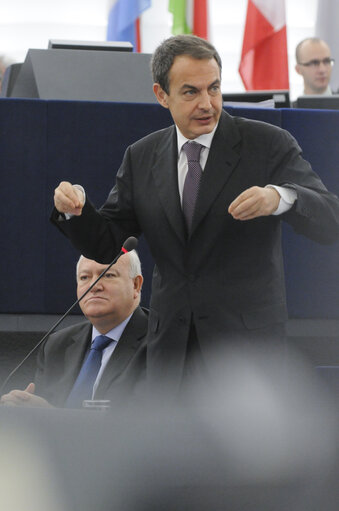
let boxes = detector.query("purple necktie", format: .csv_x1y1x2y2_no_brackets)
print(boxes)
182,141,203,234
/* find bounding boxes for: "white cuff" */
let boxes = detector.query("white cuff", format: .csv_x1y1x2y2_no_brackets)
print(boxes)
266,185,297,216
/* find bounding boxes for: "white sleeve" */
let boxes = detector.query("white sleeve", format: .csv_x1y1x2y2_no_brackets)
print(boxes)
266,185,297,216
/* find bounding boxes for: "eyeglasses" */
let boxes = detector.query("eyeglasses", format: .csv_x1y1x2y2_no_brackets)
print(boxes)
298,58,335,68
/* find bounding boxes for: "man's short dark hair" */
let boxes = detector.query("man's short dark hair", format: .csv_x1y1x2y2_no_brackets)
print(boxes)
151,34,222,94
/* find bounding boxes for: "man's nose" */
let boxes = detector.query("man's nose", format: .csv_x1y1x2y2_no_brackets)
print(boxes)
91,279,104,292
198,90,212,110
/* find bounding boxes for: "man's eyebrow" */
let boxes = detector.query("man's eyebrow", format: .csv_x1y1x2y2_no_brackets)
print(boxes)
106,268,120,275
209,79,221,86
180,79,221,91
180,83,198,91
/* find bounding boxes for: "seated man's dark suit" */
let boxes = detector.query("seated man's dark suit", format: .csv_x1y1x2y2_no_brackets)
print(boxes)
51,110,339,395
34,306,148,407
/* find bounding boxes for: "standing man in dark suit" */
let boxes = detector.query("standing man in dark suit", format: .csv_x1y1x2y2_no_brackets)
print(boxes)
1,251,147,407
51,35,339,397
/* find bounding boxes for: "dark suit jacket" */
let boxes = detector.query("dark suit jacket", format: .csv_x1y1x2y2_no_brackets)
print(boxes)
34,306,148,407
51,110,339,392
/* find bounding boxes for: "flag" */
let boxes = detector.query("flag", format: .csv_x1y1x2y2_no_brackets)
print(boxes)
239,0,289,90
107,0,151,52
316,0,339,91
169,0,208,40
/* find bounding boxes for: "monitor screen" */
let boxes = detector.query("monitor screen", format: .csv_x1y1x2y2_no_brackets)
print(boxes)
222,90,290,108
48,39,133,52
295,95,339,110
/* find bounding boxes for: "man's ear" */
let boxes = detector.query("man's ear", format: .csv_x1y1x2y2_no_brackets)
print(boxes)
153,83,169,108
295,64,302,76
133,275,143,297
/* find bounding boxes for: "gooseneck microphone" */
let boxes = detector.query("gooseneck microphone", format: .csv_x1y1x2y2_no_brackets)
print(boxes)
0,237,138,394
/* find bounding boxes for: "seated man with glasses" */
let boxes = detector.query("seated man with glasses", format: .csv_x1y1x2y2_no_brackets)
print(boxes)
295,37,334,98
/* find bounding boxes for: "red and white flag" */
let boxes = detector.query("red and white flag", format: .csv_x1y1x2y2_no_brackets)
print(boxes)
239,0,289,90
192,0,208,39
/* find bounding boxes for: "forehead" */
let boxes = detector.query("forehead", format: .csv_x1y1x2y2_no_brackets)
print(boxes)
77,255,128,275
299,41,330,60
77,258,109,275
169,55,220,87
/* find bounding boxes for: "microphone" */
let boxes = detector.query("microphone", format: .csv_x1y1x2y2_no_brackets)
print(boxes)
120,236,138,253
0,237,138,394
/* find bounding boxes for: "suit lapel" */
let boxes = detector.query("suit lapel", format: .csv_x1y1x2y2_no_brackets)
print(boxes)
151,113,242,241
151,126,187,243
191,111,241,235
95,307,147,397
58,323,92,397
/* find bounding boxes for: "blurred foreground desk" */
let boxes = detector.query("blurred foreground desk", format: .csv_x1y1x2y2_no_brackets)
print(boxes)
1,364,338,511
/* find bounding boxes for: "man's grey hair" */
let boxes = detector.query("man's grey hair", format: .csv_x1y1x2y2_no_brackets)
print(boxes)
76,250,142,280
295,37,330,63
128,249,142,278
151,34,222,94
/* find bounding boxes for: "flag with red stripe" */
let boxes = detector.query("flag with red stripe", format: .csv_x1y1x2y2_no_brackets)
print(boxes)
239,0,289,90
169,0,208,39
107,0,151,52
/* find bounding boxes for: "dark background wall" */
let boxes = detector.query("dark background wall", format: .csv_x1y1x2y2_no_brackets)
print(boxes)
0,99,338,386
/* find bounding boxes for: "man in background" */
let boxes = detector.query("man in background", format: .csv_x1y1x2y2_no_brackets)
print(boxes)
295,37,334,96
1,251,147,408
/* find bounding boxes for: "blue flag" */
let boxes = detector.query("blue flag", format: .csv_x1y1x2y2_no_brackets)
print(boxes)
107,0,151,51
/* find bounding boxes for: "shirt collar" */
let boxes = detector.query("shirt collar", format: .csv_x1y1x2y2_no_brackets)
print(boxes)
91,313,133,345
176,123,218,156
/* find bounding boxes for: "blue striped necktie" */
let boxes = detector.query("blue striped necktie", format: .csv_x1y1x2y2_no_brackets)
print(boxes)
65,334,112,408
